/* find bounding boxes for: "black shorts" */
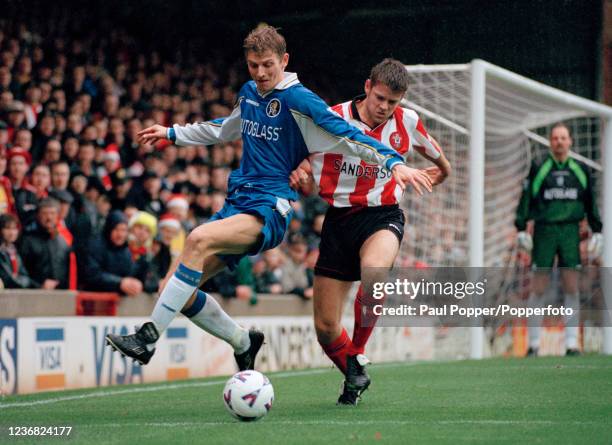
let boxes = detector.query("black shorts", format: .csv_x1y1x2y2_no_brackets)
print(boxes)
314,205,405,282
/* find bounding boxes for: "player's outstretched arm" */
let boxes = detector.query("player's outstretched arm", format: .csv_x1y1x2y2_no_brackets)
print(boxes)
414,136,451,186
392,164,432,195
139,105,242,147
288,87,405,171
137,124,168,145
289,159,313,190
422,152,452,186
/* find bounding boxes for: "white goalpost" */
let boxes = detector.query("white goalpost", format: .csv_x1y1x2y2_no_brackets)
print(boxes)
401,59,612,358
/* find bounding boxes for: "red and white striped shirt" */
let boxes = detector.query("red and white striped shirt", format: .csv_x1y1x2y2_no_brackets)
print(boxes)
310,98,440,207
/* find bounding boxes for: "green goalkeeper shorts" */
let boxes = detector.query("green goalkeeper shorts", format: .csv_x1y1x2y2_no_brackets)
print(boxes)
531,222,580,269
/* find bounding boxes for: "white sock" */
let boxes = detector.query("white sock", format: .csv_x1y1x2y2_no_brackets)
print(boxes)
527,293,543,349
151,263,202,337
564,293,580,350
184,290,250,354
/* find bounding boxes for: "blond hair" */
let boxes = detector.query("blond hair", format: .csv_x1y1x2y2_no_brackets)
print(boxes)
243,25,286,58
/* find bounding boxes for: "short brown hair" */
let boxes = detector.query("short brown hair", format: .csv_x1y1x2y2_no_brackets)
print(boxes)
243,25,286,58
551,122,572,137
0,213,19,231
370,58,409,93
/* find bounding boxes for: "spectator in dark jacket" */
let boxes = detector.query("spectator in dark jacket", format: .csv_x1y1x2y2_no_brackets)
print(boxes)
19,197,71,289
80,210,145,296
202,257,256,300
126,170,165,217
7,147,37,227
0,213,37,288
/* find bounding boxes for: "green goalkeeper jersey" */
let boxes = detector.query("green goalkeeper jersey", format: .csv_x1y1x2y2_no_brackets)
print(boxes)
515,155,602,232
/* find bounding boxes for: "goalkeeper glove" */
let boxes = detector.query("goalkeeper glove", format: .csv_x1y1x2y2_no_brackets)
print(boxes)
517,231,533,252
587,233,603,258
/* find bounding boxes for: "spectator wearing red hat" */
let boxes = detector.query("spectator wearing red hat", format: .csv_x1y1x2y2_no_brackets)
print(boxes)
97,144,122,190
7,147,37,227
166,194,189,222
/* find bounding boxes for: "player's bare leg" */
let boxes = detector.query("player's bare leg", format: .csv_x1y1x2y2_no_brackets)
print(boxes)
354,229,400,351
336,230,400,404
313,276,359,404
106,214,264,365
526,271,550,356
313,277,353,346
561,268,580,354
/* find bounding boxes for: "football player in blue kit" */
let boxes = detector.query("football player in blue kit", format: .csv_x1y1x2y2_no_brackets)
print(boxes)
106,25,432,371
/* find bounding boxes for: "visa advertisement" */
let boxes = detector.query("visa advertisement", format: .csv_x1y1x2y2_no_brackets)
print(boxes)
4,316,601,395
0,316,432,395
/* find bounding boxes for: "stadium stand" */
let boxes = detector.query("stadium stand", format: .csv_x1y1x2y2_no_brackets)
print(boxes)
0,21,321,298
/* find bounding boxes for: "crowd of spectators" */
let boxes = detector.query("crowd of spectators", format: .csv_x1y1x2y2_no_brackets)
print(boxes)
0,23,329,301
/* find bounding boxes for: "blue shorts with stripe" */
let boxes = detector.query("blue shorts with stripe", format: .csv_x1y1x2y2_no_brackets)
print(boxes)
208,187,293,270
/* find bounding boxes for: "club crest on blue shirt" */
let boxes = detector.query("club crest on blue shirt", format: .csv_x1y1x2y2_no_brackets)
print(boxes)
266,99,282,118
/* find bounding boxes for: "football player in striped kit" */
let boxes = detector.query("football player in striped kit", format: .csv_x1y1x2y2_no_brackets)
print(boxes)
105,29,433,372
291,59,451,405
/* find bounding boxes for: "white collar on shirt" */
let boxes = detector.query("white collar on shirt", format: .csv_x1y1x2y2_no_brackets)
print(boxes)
259,72,300,97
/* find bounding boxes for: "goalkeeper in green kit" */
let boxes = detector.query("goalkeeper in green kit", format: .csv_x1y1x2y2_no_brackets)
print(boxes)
514,122,603,356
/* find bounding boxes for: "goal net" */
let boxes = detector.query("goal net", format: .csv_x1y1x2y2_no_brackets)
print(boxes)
397,61,612,357
399,62,605,269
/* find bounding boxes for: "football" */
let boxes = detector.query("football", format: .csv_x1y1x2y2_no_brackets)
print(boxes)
222,371,274,421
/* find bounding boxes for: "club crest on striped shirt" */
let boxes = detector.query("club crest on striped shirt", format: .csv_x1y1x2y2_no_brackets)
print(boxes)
389,131,403,149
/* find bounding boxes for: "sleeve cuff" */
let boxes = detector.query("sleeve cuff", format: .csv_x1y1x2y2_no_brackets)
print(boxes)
385,158,404,171
167,127,176,142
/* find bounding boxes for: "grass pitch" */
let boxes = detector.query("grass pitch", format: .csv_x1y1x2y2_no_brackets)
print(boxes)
1,356,611,444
